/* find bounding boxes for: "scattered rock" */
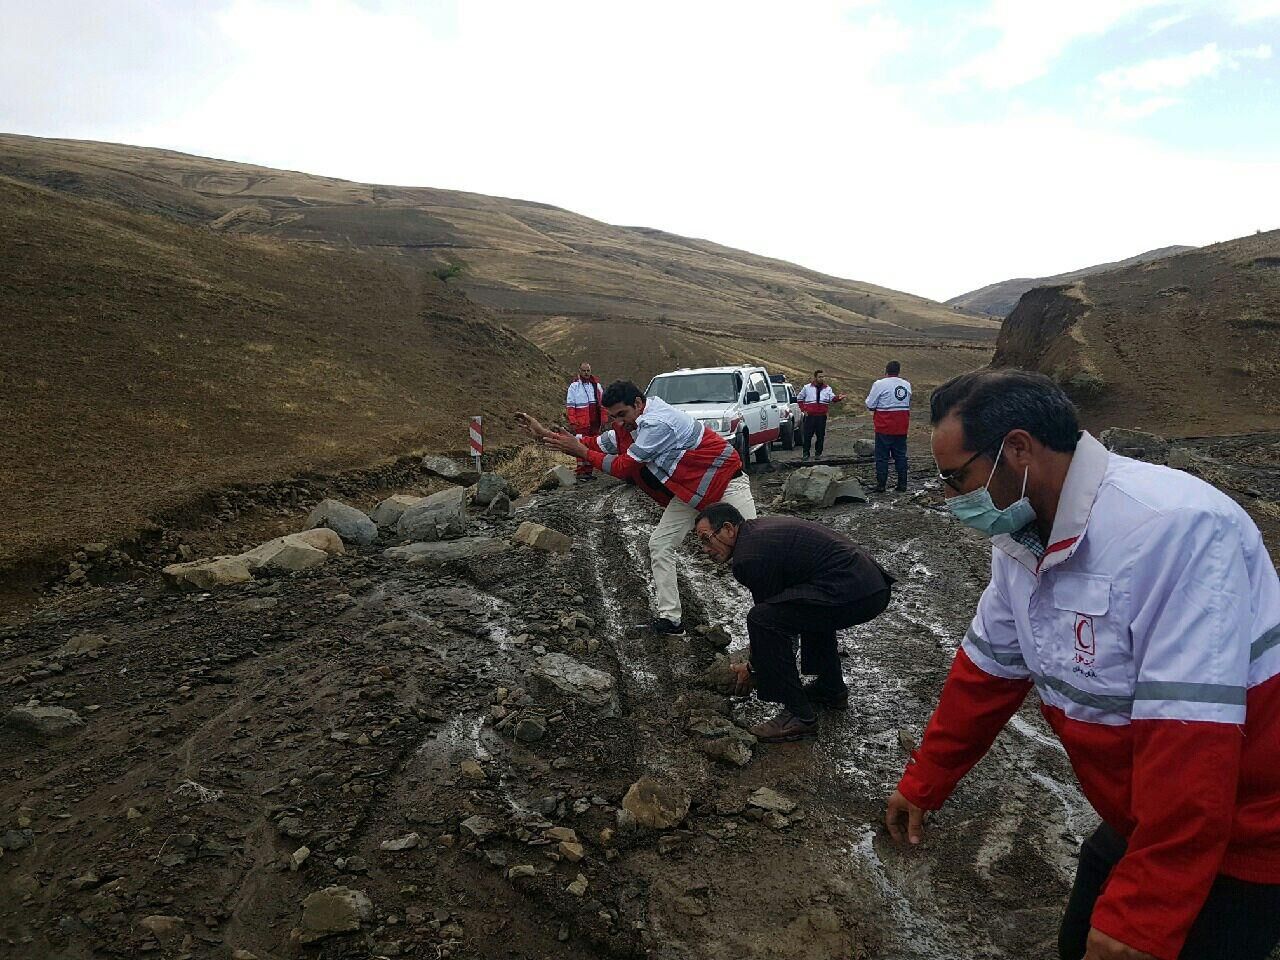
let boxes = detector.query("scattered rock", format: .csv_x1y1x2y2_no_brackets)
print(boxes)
299,886,373,943
474,473,515,507
1099,427,1169,463
305,499,378,546
460,816,499,841
529,653,618,715
567,874,589,897
63,633,107,656
290,846,311,871
0,828,34,851
380,832,421,852
782,466,866,507
459,759,487,781
748,787,797,815
544,826,578,843
6,705,85,737
138,915,186,942
700,655,744,696
1166,446,1200,471
693,624,731,649
558,841,585,862
239,530,341,573
397,487,469,542
513,521,573,554
622,776,691,830
897,728,917,754
383,537,508,564
686,710,756,766
514,715,547,742
486,493,512,517
508,864,536,880
369,494,427,528
539,465,578,491
162,556,253,591
422,455,481,486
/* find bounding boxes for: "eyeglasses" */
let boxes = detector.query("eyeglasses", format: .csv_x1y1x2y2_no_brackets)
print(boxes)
937,441,998,492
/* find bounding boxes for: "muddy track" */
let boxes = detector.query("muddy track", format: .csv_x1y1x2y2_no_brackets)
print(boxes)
2,430,1101,959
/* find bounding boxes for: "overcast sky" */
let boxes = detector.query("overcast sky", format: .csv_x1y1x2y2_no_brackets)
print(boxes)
2,0,1278,300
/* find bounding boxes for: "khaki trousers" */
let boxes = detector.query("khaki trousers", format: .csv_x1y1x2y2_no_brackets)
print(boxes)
649,474,756,624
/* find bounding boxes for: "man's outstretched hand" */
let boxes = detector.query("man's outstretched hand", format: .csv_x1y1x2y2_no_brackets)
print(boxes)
540,429,590,459
515,412,554,440
885,790,927,846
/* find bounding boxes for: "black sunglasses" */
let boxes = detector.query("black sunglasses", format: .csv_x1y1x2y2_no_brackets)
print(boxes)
938,441,999,493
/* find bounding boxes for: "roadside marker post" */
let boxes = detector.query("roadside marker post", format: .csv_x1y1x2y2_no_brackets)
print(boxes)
469,416,483,475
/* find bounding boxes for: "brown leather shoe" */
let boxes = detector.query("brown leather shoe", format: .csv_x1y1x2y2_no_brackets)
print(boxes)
750,709,818,743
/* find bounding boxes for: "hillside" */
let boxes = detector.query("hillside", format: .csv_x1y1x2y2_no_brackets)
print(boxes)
0,134,999,350
0,173,562,575
947,245,1195,317
990,230,1280,435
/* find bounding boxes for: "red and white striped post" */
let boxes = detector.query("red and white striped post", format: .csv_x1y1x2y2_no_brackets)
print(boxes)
469,416,483,475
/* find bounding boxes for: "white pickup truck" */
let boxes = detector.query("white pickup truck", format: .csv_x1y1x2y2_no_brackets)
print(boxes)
645,364,781,471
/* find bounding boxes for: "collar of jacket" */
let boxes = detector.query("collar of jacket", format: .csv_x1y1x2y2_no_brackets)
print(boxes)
992,430,1109,576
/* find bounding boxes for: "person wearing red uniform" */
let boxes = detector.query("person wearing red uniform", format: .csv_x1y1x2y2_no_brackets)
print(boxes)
795,369,845,461
565,362,604,479
885,370,1280,960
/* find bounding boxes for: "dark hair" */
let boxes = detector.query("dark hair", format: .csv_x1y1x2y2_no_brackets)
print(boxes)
813,369,823,378
602,380,644,407
886,360,901,376
695,502,745,529
930,369,1079,453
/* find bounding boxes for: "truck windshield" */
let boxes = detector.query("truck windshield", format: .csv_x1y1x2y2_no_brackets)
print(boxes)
647,373,738,405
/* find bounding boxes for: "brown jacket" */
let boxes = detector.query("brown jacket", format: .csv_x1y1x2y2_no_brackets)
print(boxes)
730,516,893,606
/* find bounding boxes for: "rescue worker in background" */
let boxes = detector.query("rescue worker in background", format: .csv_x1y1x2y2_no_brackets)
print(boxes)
865,360,912,492
565,361,604,481
518,380,757,636
693,503,894,742
884,370,1280,960
796,369,844,462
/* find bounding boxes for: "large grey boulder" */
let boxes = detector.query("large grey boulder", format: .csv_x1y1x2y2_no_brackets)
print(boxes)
7,705,85,736
538,465,578,491
383,537,509,564
783,466,866,507
474,473,514,507
162,556,253,591
306,499,378,546
397,487,468,541
529,653,619,716
239,529,343,573
369,494,426,528
421,455,481,486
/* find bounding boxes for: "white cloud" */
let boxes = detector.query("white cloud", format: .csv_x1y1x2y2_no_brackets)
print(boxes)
1100,41,1272,92
1228,0,1280,22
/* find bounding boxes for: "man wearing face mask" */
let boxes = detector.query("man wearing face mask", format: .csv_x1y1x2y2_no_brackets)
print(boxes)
884,370,1280,960
692,503,894,741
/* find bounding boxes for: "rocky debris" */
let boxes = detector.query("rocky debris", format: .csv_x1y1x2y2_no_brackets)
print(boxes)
474,473,515,507
529,653,618,715
290,846,311,871
748,787,797,815
162,556,253,591
6,704,85,736
559,841,586,862
538,465,579,491
686,710,756,766
693,624,731,649
1099,427,1170,462
623,777,691,829
1,828,34,851
849,438,876,457
382,537,509,565
63,632,107,656
567,874,589,897
379,832,420,852
368,494,426,528
240,529,343,573
486,493,512,517
514,714,547,742
461,816,499,841
514,521,572,554
306,498,378,546
783,466,866,507
459,758,487,781
299,886,372,943
422,455,481,486
397,487,468,542
700,655,749,696
508,864,536,880
138,915,185,942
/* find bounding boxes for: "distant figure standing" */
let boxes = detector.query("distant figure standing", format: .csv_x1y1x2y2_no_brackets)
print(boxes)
565,362,604,480
865,360,912,492
795,369,845,462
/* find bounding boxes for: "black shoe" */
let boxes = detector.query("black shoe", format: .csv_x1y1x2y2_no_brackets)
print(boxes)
802,681,849,710
651,617,685,636
873,485,887,493
895,484,908,492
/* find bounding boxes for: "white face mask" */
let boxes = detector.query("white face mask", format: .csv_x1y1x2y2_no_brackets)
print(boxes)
944,437,1037,537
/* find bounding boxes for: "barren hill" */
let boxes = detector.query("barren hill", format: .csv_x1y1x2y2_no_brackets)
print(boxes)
947,245,1196,317
990,230,1280,435
0,173,562,576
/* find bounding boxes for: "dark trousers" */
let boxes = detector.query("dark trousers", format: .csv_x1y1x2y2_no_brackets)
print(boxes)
874,432,908,489
746,589,891,719
802,415,828,458
1059,823,1280,960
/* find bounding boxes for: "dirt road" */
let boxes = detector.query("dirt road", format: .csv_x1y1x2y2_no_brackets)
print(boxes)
3,425,1103,959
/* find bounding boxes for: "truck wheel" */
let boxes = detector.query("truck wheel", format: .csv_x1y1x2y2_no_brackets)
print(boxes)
780,423,795,450
754,438,771,465
736,431,753,473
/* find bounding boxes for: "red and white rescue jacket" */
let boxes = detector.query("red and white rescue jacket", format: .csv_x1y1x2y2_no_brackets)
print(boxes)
585,396,742,509
897,432,1280,960
565,377,603,435
581,427,672,507
864,376,911,435
796,383,841,417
